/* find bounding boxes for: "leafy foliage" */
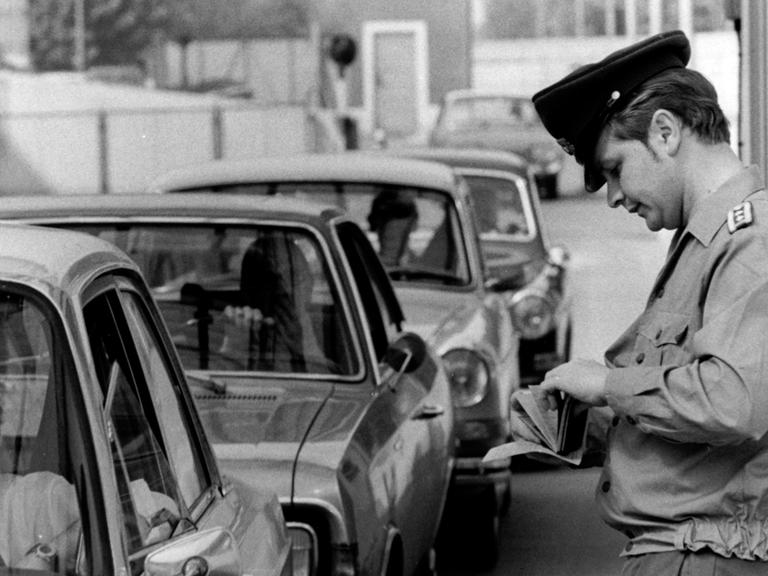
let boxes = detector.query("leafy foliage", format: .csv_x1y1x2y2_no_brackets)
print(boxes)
29,0,309,71
30,0,173,70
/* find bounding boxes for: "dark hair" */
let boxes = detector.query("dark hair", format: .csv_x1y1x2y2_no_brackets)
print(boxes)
606,67,730,146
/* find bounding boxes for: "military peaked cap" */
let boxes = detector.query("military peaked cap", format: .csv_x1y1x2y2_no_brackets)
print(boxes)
532,30,691,192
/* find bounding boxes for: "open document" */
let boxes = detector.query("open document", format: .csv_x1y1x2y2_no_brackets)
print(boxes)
484,388,589,466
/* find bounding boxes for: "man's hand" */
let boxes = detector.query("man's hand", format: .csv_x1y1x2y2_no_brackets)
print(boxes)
223,305,264,327
538,358,610,410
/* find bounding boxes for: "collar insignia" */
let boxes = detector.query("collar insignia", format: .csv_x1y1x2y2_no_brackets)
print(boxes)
727,201,753,234
557,138,575,156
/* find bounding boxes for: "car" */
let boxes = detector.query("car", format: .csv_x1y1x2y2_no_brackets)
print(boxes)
0,223,296,576
390,147,572,388
0,193,455,576
428,89,565,199
146,153,521,568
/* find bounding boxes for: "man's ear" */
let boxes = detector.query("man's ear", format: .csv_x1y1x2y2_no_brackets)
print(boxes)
649,109,681,155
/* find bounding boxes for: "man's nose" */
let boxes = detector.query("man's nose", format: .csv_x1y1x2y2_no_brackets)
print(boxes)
606,184,624,208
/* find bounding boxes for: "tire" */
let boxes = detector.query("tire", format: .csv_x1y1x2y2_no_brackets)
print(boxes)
435,486,500,571
474,490,500,571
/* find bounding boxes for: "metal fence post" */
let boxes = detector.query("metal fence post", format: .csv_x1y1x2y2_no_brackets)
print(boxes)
212,106,223,160
99,110,109,194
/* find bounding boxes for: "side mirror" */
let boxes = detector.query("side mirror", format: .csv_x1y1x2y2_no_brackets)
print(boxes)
385,331,427,375
144,527,241,576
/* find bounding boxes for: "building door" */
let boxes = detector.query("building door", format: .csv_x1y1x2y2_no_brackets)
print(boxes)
363,21,429,140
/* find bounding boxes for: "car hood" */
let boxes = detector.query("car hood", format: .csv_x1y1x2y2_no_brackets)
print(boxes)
394,284,488,353
189,373,369,501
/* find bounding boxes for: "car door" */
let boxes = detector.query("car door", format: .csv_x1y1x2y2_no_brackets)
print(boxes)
81,273,245,575
337,222,451,573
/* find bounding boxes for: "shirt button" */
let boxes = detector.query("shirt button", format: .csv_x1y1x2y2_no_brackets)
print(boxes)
635,353,645,364
625,542,634,552
627,416,637,425
612,416,620,427
601,481,611,492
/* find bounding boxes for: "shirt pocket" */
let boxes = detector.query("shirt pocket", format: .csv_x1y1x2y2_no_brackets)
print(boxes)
635,313,693,367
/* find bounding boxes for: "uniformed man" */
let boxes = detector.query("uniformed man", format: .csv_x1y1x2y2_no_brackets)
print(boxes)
531,30,768,574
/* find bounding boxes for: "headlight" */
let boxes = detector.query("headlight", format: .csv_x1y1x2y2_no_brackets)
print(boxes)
442,348,490,407
509,291,555,339
287,523,318,576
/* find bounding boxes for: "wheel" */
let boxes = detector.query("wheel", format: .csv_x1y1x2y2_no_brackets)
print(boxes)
435,486,500,571
474,492,500,571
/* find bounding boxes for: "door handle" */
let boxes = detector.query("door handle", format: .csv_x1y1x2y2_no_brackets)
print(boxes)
413,404,445,420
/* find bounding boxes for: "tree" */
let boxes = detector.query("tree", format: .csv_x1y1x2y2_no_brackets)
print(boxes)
29,0,177,71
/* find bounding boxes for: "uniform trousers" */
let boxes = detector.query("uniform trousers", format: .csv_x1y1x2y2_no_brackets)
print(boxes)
622,551,768,575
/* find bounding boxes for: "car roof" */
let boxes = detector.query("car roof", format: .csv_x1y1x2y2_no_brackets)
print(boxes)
0,223,135,296
388,147,530,177
147,153,459,194
0,192,346,228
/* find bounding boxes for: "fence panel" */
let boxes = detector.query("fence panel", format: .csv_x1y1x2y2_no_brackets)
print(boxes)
0,102,321,195
0,112,101,195
222,105,311,159
106,108,215,193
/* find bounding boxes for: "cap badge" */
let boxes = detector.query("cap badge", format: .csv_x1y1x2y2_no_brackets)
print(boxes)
557,138,576,156
606,90,621,108
727,201,753,234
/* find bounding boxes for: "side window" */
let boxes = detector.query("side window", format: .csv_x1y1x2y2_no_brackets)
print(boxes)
83,286,184,571
337,222,401,359
0,289,83,573
120,286,208,508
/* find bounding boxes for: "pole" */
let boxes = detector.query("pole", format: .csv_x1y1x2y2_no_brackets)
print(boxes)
73,0,86,71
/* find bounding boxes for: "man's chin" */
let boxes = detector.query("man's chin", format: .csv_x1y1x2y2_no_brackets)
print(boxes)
642,216,662,232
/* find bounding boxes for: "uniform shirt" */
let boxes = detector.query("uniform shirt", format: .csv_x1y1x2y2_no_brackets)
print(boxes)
597,166,768,560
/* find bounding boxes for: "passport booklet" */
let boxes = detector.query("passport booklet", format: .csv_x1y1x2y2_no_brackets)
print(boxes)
483,388,589,466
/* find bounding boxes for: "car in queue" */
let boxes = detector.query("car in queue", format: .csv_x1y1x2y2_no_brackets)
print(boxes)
390,147,572,388
146,154,521,568
0,193,455,576
428,89,565,199
0,223,295,576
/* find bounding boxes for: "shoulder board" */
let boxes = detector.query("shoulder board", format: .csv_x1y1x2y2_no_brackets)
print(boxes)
727,201,753,234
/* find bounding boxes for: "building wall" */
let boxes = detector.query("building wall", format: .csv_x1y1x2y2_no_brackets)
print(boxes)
473,31,739,139
311,0,472,107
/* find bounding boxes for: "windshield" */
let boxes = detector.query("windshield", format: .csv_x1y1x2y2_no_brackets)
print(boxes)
181,183,472,287
71,224,358,377
0,288,82,573
442,96,540,130
462,173,537,241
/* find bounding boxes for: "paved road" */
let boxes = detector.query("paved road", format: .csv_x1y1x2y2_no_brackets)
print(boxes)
442,190,673,576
